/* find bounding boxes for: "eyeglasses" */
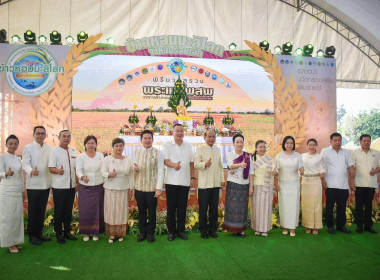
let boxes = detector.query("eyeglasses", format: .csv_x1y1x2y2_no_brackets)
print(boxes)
35,132,46,135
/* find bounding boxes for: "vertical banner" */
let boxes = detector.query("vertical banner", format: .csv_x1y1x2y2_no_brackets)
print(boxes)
275,55,336,149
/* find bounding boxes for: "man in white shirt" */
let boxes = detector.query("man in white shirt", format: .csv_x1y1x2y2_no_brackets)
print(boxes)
321,132,354,234
49,130,78,243
351,134,380,234
22,126,52,245
163,124,196,241
195,130,225,239
134,130,164,243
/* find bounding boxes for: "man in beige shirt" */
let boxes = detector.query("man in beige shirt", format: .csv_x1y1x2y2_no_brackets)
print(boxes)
351,134,380,234
195,130,225,239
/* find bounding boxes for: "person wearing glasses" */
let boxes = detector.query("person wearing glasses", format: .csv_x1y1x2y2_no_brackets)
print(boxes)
22,126,52,245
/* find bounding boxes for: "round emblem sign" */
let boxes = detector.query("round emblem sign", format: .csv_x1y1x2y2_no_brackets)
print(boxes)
167,58,187,76
5,46,61,97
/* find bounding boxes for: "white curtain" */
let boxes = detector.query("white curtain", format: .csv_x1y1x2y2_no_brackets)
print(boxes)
0,0,378,88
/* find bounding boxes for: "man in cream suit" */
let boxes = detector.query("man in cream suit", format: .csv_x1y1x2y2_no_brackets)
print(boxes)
22,126,52,245
195,130,225,239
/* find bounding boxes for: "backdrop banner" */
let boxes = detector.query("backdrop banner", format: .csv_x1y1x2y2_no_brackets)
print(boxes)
0,35,337,208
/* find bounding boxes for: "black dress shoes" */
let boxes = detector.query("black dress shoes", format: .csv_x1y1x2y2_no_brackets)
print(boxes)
56,235,66,244
29,236,42,245
201,233,209,239
38,235,52,242
178,232,188,240
64,233,78,241
168,233,175,241
356,227,363,233
147,234,155,243
337,227,352,233
209,232,218,238
232,233,245,238
364,227,377,234
137,233,147,242
327,227,336,234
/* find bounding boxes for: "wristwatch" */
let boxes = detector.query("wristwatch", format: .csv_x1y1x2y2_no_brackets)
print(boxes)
191,177,196,180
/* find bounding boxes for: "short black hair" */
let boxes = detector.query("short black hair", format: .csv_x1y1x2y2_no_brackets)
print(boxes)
330,132,342,140
282,136,295,151
141,130,153,139
173,123,183,129
359,134,371,141
33,126,46,134
59,129,70,137
307,138,318,145
112,137,125,147
233,133,244,143
84,135,98,151
6,134,19,145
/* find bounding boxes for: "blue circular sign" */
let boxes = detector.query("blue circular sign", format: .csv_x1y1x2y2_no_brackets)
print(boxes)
167,58,187,76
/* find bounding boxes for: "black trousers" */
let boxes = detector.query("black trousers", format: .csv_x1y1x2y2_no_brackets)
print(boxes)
198,187,220,234
165,184,189,234
355,187,375,229
325,188,349,229
52,188,76,236
27,189,50,238
135,190,157,235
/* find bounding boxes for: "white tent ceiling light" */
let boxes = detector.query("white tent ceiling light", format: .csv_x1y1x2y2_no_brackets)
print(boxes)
0,0,378,88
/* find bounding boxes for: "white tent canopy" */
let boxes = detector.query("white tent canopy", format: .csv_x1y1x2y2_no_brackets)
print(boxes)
0,0,379,88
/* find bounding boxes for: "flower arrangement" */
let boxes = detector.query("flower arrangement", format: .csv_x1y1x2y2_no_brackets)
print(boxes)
145,105,157,125
23,195,380,238
222,107,234,126
203,107,214,125
128,105,140,124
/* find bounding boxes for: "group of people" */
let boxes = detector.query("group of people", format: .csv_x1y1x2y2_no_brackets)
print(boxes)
0,125,379,254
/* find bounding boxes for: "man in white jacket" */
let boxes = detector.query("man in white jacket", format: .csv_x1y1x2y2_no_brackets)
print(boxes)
22,126,52,245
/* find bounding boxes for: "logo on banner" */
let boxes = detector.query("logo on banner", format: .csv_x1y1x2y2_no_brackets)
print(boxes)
1,46,64,96
167,58,187,76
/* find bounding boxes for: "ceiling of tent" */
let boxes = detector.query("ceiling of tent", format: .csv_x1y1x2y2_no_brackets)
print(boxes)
0,0,379,88
308,0,380,52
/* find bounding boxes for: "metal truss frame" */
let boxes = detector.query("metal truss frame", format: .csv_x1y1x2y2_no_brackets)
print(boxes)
279,0,380,67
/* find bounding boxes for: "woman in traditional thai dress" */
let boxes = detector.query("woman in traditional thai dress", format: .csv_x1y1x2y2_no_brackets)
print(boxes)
76,135,105,242
0,135,24,253
301,138,325,235
224,134,254,237
101,138,134,243
250,140,275,237
273,136,304,237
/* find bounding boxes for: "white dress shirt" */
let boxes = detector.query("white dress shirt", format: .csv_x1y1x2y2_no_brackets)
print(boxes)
321,146,353,190
48,146,77,189
22,141,52,190
163,140,194,186
76,152,104,186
